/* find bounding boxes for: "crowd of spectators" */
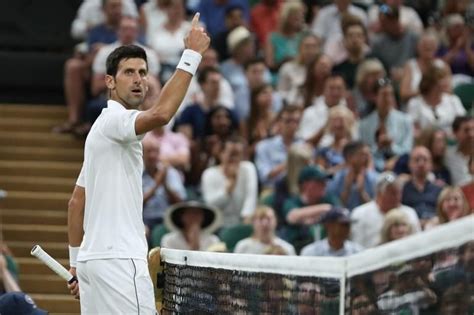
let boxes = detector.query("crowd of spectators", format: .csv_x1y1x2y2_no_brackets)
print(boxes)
59,0,473,251
49,0,474,311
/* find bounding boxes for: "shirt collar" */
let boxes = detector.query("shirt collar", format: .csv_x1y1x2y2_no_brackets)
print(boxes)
107,100,127,111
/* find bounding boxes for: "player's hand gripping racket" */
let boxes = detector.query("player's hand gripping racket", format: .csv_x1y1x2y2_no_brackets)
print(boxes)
31,245,77,284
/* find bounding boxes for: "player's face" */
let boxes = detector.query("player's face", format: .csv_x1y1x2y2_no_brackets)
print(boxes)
107,58,148,109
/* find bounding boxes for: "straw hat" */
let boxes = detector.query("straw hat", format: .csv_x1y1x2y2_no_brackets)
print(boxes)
227,26,252,53
164,201,222,234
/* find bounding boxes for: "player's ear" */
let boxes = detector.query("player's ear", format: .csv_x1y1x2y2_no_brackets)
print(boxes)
105,75,116,90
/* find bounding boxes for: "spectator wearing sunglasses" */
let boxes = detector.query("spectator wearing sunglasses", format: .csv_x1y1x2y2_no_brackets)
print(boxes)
350,172,421,248
359,78,413,161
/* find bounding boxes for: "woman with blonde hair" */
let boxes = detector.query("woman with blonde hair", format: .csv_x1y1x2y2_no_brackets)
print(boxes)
425,186,471,229
349,58,386,118
278,33,320,98
234,206,296,255
270,143,314,223
380,209,414,244
264,1,307,72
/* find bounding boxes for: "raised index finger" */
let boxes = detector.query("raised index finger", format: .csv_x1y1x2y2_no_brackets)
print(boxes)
191,12,200,28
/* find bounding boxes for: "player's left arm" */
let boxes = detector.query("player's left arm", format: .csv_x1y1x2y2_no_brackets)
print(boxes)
67,184,84,299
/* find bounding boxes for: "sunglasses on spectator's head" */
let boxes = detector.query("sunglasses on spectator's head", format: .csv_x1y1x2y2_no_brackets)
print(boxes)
379,4,398,18
379,4,392,15
376,77,392,89
378,173,397,187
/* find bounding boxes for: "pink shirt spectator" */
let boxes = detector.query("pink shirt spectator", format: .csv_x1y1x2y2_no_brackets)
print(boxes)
144,129,190,169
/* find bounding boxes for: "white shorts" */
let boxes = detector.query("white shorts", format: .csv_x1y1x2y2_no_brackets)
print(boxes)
77,259,157,315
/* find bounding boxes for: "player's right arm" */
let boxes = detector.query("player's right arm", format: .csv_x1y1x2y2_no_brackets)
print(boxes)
68,185,85,248
134,13,210,136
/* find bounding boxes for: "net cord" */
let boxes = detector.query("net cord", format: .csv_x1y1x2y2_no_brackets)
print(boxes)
161,215,473,279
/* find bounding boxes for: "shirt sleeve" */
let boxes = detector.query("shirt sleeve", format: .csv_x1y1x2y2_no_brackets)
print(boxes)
392,115,413,155
201,168,231,208
240,162,258,218
92,47,109,75
123,0,138,18
165,168,187,199
102,109,143,142
451,95,467,116
254,141,273,185
326,173,343,199
282,197,299,221
349,208,365,246
70,1,94,40
76,163,86,188
406,207,422,232
311,10,326,39
146,49,161,77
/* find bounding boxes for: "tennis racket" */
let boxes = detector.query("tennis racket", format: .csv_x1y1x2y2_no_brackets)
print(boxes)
31,245,77,284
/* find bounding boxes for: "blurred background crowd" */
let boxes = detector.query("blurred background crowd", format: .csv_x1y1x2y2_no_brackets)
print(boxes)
0,0,473,313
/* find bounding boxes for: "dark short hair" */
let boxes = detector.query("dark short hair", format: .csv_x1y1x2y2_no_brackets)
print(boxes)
197,66,220,85
243,57,266,71
225,4,244,17
106,45,147,77
452,116,473,133
342,141,366,160
277,104,302,120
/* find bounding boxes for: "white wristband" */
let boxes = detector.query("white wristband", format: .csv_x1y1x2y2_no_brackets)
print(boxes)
69,246,80,268
176,49,202,76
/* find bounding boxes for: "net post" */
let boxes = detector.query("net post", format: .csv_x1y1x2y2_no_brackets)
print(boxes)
148,247,164,312
339,259,347,315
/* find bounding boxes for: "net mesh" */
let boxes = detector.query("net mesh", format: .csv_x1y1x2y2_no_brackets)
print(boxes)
156,216,474,315
163,263,340,314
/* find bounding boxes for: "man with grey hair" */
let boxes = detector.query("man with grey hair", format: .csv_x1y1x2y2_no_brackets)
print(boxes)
350,172,421,248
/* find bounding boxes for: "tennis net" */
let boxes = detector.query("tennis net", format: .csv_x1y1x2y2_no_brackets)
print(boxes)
151,215,473,314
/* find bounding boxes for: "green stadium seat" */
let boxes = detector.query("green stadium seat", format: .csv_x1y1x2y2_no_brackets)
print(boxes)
218,224,253,252
150,224,169,248
453,83,474,114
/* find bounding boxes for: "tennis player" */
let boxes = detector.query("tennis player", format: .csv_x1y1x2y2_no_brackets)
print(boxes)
66,13,209,314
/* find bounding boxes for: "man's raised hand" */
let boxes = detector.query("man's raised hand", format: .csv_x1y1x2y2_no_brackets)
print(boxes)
184,13,210,55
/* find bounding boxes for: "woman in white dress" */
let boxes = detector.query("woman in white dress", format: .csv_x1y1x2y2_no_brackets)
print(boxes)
406,64,466,138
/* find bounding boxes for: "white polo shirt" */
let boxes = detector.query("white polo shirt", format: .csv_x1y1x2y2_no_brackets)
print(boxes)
76,100,148,262
350,201,421,248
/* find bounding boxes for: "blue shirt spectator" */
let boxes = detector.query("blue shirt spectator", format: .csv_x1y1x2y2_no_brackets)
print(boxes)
198,0,250,38
86,24,118,51
300,238,363,257
401,146,443,220
402,181,442,220
358,79,413,156
255,135,301,188
359,109,413,156
327,167,378,211
300,207,363,257
254,106,303,189
174,103,208,140
143,166,187,227
326,141,378,211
